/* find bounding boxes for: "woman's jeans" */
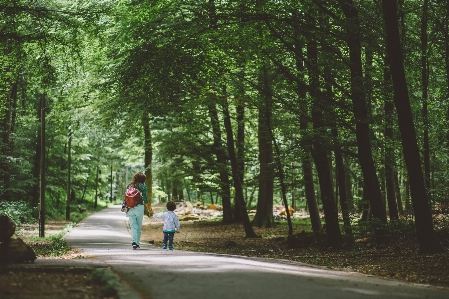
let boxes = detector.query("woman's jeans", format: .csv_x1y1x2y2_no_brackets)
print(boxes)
128,204,144,245
163,232,175,248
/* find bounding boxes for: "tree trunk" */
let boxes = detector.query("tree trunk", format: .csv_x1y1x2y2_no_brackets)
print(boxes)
269,120,293,236
234,98,245,222
343,156,354,210
222,93,258,238
32,98,42,207
384,61,399,220
143,112,153,212
422,0,431,192
382,0,443,253
394,170,404,215
308,37,342,247
338,0,387,223
208,102,233,223
294,33,322,233
253,65,275,228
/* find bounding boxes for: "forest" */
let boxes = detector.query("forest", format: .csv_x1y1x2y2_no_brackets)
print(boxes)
1,0,449,256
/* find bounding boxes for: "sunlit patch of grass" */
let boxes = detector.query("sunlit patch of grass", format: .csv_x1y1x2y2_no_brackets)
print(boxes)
24,222,75,257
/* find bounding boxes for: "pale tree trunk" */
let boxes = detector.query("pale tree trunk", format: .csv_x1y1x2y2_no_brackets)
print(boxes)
382,0,443,253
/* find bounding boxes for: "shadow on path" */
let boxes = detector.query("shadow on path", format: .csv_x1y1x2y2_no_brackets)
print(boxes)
65,206,449,299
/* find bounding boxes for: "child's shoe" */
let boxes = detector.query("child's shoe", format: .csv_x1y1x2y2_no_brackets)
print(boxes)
168,247,173,251
132,242,138,249
162,245,167,249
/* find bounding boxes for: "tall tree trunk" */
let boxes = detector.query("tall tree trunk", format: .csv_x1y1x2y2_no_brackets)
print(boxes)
208,101,233,223
222,93,258,238
0,81,17,202
422,0,431,192
253,65,275,228
335,145,353,243
382,0,443,253
271,129,293,236
294,30,321,232
344,156,354,210
384,59,399,220
32,98,42,207
208,0,234,222
143,112,153,213
394,170,404,215
308,36,342,247
339,0,387,223
234,83,245,222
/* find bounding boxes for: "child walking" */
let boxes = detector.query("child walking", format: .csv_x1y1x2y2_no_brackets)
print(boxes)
153,201,180,250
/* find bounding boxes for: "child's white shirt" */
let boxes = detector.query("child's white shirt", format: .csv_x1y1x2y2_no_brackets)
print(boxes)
153,211,180,232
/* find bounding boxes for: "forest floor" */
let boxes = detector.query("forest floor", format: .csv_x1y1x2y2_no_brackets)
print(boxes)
0,220,119,299
2,206,449,299
142,204,449,289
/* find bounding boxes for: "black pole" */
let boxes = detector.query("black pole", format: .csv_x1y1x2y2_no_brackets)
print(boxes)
94,165,99,209
39,93,46,238
110,162,113,202
66,130,72,220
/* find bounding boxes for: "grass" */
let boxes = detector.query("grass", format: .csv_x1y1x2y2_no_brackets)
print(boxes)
91,268,119,297
17,202,110,258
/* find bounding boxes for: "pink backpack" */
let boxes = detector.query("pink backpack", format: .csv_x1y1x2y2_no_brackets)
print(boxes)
125,186,142,208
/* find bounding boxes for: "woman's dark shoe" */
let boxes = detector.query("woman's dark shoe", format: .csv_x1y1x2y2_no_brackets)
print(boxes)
132,242,138,249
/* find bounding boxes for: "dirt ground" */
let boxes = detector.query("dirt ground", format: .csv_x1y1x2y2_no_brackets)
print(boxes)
1,220,118,299
0,268,117,299
143,205,449,289
2,206,448,299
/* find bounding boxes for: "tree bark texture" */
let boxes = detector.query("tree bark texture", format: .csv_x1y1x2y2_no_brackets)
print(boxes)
234,97,245,222
382,0,443,253
208,102,233,223
339,0,387,223
222,96,258,237
143,112,153,212
421,0,431,191
253,65,275,228
295,36,322,233
384,63,399,220
308,38,342,247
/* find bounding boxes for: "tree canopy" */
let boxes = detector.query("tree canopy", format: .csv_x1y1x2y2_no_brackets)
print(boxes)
1,0,449,254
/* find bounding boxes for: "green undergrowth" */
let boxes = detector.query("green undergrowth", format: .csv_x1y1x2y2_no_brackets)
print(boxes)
13,202,110,257
25,222,75,257
91,268,119,297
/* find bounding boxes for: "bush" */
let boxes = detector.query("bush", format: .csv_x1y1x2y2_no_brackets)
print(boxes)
0,201,36,225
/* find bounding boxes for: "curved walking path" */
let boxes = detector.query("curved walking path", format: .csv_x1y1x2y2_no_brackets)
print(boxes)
65,206,448,299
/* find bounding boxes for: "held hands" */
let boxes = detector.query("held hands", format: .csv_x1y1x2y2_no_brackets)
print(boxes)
144,204,154,217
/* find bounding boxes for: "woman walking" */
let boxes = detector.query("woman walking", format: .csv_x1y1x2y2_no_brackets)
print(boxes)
127,172,149,249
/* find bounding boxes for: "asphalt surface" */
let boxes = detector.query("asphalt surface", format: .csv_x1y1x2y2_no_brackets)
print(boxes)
63,205,449,299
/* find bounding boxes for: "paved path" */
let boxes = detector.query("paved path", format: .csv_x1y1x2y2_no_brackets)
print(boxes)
65,206,449,299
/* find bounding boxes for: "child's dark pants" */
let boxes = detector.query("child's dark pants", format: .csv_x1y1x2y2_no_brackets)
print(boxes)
163,232,175,249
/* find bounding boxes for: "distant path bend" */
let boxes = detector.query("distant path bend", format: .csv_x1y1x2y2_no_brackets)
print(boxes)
66,206,449,299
